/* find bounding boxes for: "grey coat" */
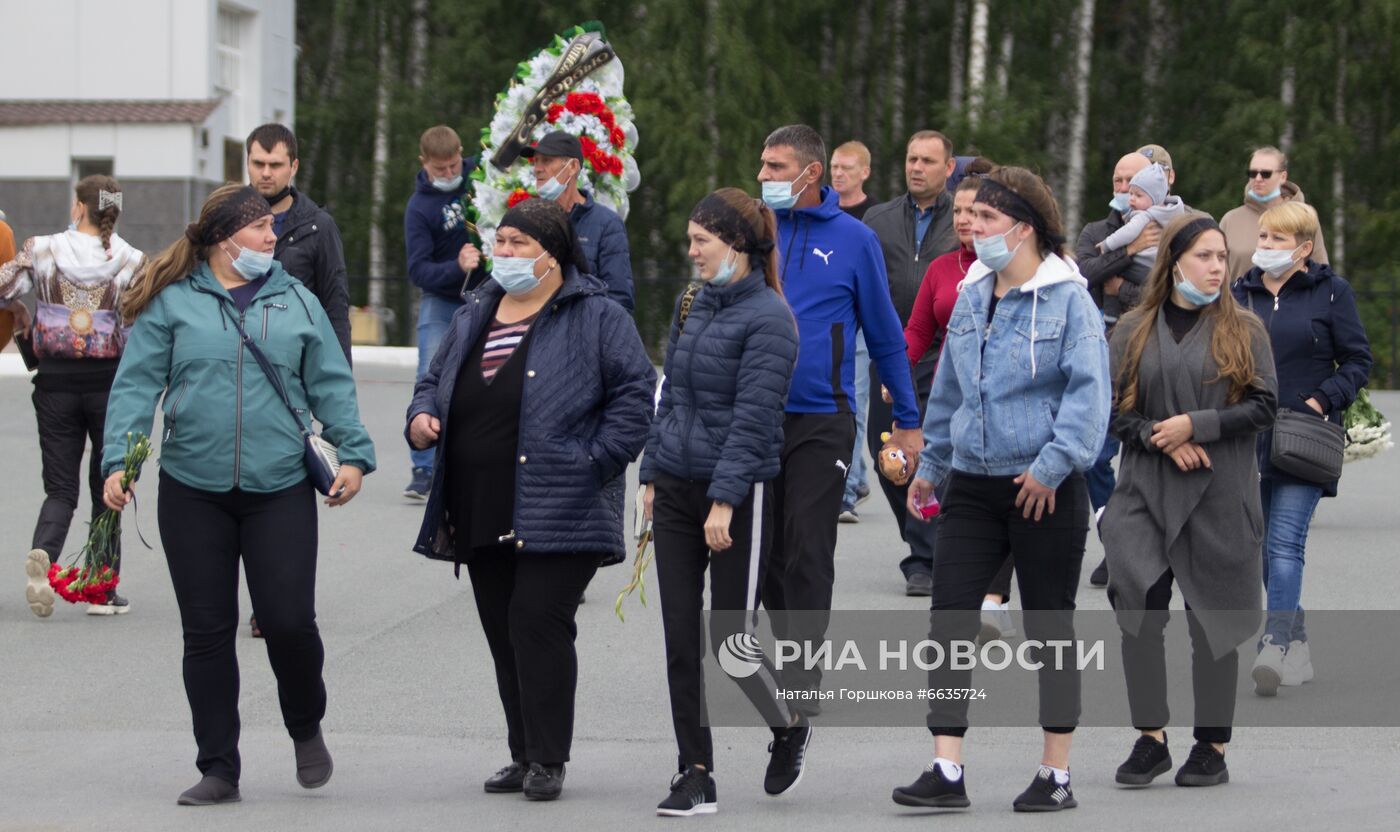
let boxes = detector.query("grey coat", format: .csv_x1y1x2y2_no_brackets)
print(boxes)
1102,307,1278,654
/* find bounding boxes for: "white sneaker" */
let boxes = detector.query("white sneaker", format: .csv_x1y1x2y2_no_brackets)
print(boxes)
1252,636,1285,697
978,602,1016,642
24,549,54,619
1281,640,1313,686
838,509,860,524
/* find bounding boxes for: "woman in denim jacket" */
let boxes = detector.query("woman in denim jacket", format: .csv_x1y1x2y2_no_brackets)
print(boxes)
892,167,1111,814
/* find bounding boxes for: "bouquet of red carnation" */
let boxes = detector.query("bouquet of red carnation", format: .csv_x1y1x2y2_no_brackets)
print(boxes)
48,432,151,604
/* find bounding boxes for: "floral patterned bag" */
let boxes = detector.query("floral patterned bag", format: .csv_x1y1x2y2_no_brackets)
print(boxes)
31,277,125,359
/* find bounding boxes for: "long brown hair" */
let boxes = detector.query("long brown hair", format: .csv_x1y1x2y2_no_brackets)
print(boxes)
122,183,245,321
74,175,121,254
1114,213,1260,414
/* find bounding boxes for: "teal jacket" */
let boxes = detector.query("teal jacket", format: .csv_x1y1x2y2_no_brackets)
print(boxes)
103,262,376,492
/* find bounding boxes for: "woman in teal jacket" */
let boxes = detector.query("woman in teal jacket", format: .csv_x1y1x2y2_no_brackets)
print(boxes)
101,184,375,806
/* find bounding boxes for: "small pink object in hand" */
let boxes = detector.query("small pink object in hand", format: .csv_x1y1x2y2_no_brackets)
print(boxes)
918,497,941,520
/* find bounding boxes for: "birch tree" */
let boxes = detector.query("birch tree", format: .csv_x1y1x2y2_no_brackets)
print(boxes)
967,0,990,129
1063,0,1096,235
948,0,967,115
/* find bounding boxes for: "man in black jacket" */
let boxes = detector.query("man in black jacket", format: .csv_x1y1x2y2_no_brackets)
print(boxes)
861,130,959,596
246,124,352,362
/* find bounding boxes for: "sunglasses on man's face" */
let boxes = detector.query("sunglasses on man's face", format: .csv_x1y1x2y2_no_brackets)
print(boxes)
1247,169,1278,180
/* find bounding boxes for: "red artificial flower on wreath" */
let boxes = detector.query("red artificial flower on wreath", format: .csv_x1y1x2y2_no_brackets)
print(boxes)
546,103,565,124
507,189,534,208
547,91,627,151
578,136,624,177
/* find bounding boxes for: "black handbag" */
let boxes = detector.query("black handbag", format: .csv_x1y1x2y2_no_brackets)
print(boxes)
228,316,342,496
1270,407,1345,483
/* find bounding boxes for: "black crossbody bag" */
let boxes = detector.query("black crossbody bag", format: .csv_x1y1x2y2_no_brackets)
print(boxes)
228,315,342,495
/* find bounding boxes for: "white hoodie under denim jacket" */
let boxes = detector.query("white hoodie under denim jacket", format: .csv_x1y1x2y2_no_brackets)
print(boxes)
916,252,1111,489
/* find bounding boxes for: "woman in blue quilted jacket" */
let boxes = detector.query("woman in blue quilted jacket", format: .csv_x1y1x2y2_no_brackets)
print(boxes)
638,188,798,817
406,198,655,802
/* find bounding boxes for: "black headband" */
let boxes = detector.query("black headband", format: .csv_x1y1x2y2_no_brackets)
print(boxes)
974,178,1066,250
498,198,588,272
689,194,772,254
186,186,272,246
1166,216,1223,263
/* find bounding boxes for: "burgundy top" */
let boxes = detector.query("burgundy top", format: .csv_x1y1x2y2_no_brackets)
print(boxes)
905,245,976,365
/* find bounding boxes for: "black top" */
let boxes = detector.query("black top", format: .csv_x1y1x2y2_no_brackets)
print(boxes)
840,195,876,221
446,303,536,558
987,291,1003,326
228,274,270,313
1163,300,1202,343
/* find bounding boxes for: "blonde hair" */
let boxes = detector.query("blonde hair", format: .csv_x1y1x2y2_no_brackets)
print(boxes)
832,141,871,168
1259,201,1319,243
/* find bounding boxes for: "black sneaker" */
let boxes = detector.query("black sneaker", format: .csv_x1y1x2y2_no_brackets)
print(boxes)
1175,742,1229,787
403,467,432,500
1115,733,1172,786
656,766,717,817
891,762,970,809
523,763,565,801
1012,766,1077,812
904,572,933,597
484,761,526,793
764,723,813,795
1089,558,1109,587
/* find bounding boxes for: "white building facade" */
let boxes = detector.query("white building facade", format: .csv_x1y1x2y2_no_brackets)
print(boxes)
0,0,295,253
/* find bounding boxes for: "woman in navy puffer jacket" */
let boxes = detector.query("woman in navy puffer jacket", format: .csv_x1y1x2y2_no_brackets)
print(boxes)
639,188,798,816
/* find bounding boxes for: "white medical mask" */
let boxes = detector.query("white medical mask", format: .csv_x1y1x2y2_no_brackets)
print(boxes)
972,222,1026,271
1174,264,1220,307
431,174,463,192
761,164,815,211
538,161,578,201
1251,245,1303,276
491,251,550,295
222,241,273,280
709,249,740,286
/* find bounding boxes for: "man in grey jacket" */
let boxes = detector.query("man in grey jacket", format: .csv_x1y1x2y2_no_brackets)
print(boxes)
861,130,959,596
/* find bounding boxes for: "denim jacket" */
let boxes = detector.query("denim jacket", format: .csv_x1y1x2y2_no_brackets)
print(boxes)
916,253,1111,489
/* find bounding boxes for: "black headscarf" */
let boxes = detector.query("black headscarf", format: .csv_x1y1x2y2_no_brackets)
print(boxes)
185,186,272,246
1166,216,1223,264
974,178,1067,251
689,193,774,255
498,198,590,273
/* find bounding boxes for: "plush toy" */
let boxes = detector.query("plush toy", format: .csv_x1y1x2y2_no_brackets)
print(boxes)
878,431,911,486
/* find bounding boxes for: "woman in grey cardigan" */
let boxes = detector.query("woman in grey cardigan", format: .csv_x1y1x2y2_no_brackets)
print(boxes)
1101,215,1277,789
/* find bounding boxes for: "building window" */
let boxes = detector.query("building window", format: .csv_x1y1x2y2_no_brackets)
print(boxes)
73,158,114,183
224,139,245,185
215,7,243,94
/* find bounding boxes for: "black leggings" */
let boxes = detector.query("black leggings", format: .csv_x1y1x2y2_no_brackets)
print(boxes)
1116,569,1237,745
31,385,116,566
157,470,323,785
653,474,790,771
926,472,1089,737
466,545,598,765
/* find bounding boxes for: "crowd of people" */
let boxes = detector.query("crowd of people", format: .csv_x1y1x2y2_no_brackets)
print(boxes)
0,117,1374,816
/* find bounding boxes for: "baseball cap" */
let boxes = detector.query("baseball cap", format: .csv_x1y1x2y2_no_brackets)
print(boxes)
1137,143,1173,170
521,131,584,161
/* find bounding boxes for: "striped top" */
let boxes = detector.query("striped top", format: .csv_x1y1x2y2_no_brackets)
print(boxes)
481,312,538,382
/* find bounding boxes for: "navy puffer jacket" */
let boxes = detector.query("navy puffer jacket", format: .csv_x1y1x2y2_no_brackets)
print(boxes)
1231,260,1372,497
640,272,798,505
408,267,656,563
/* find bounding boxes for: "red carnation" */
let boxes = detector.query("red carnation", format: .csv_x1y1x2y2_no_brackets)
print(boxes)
610,126,626,148
507,189,534,208
546,104,564,123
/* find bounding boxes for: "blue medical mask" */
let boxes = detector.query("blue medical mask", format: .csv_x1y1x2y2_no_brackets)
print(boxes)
709,249,740,287
490,251,550,295
537,161,578,201
1247,187,1281,203
67,222,78,232
1174,264,1220,307
761,164,815,211
1109,192,1131,214
972,222,1026,271
223,241,273,280
1252,245,1302,276
430,174,463,192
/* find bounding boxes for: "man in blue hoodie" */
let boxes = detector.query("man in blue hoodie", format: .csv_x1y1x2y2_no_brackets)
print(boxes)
402,125,484,499
753,124,924,793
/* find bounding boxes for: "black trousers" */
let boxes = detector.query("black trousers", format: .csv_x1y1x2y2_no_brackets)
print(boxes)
157,470,323,785
760,412,856,712
866,362,938,578
31,385,117,566
926,472,1089,737
653,474,790,771
1116,569,1237,745
467,545,597,765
